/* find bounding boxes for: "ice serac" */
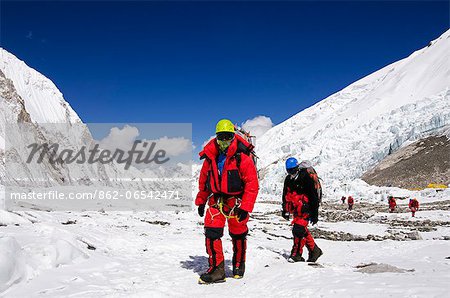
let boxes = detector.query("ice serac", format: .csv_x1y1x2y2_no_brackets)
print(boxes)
257,29,450,197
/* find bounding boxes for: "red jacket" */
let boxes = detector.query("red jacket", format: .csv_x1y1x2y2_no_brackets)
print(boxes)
409,199,419,209
348,196,354,205
195,135,259,212
388,198,396,208
285,191,311,225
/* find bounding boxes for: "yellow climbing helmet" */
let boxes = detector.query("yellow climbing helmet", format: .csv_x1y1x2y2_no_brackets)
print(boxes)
215,119,235,134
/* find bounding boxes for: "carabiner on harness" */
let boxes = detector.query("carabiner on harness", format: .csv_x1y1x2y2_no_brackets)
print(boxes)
214,196,241,219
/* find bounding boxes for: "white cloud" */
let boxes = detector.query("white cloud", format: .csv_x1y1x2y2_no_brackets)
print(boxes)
241,116,273,139
152,136,191,156
99,125,139,151
98,125,191,157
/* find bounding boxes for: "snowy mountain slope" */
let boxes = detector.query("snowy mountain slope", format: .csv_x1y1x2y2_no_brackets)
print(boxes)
0,49,80,124
257,30,450,198
0,48,195,215
0,49,183,211
0,58,112,190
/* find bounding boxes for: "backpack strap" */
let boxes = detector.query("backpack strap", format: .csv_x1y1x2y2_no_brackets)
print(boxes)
235,152,242,168
236,140,253,155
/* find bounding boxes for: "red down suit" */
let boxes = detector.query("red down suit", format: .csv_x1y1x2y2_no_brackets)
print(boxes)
195,134,259,270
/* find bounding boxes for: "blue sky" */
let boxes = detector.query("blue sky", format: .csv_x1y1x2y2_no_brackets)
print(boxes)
1,1,449,154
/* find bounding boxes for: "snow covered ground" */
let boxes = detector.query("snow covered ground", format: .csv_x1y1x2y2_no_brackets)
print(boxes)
1,197,449,297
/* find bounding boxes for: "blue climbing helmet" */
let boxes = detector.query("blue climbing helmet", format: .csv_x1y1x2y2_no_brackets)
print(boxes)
285,157,299,170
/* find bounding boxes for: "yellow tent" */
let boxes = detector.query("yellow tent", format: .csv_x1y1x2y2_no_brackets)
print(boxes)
427,183,448,189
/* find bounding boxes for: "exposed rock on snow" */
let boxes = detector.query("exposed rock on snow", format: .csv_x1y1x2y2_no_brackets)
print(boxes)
362,134,450,188
254,200,449,241
355,262,415,274
320,208,374,222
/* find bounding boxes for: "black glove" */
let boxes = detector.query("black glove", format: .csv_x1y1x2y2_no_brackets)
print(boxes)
310,212,318,225
281,210,290,220
235,208,249,222
301,203,310,214
198,204,205,217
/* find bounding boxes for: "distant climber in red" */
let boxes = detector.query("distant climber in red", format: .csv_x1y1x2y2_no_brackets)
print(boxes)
388,196,397,213
347,196,354,211
409,198,419,217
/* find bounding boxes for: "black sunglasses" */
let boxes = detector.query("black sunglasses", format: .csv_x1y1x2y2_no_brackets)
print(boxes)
216,132,235,141
287,167,298,175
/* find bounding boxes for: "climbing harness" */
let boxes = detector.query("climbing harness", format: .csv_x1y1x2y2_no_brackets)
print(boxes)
209,196,241,220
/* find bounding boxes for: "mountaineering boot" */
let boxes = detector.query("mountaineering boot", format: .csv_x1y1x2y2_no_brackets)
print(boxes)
307,244,323,262
288,254,305,263
232,262,245,279
199,262,226,284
